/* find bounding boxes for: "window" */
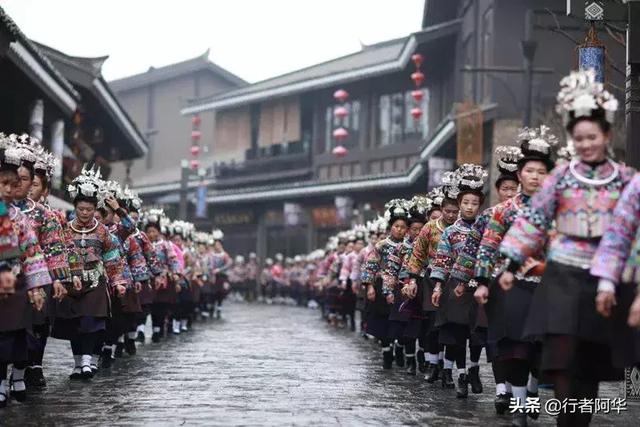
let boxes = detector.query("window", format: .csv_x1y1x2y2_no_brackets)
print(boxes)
377,89,430,146
324,100,361,152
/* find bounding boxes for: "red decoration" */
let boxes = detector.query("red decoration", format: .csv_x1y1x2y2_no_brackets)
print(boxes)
411,90,424,102
332,145,348,158
190,159,200,170
411,71,425,87
411,107,423,120
332,127,349,141
411,53,424,67
190,145,201,156
333,106,349,119
191,115,201,127
191,130,202,141
333,89,349,103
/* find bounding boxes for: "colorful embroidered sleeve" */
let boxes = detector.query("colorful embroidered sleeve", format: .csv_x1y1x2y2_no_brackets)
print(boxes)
39,209,71,283
339,253,353,282
138,232,163,276
125,235,151,282
450,210,491,283
430,229,454,283
381,243,405,293
591,173,640,283
361,242,382,285
113,212,135,242
99,225,127,287
475,204,511,281
18,218,52,290
406,224,432,276
164,241,181,274
501,165,564,264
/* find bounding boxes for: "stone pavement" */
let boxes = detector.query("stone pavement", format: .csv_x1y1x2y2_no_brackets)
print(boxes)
1,303,638,426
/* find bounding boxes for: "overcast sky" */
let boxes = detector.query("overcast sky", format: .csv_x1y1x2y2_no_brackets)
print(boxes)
2,0,424,83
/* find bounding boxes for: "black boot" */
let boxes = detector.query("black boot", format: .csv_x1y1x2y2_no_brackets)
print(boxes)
29,367,46,388
382,349,393,370
100,348,114,369
394,344,405,368
495,392,511,415
23,367,34,388
441,368,455,389
425,363,441,383
456,373,469,398
136,331,145,343
416,350,426,373
114,342,124,358
9,376,26,403
124,338,137,356
527,391,539,420
151,332,161,343
468,366,483,394
405,357,417,375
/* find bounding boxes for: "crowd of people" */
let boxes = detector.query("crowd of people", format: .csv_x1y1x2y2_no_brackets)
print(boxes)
238,69,640,427
1,68,640,427
0,138,235,408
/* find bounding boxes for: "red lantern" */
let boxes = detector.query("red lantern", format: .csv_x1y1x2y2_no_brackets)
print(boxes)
333,89,349,103
411,71,425,87
332,145,348,158
332,127,349,141
411,53,424,68
191,115,201,127
191,130,202,141
411,107,423,120
190,159,200,170
334,106,349,119
411,90,424,102
190,145,201,156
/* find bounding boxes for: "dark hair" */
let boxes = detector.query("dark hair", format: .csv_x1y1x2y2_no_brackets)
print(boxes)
457,190,485,205
494,173,518,189
517,156,554,173
387,217,408,230
566,111,611,135
97,207,109,217
34,170,50,189
441,198,458,209
18,162,35,180
145,223,160,232
73,194,98,207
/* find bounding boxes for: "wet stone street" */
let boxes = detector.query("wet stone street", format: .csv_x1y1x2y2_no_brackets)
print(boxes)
1,303,638,426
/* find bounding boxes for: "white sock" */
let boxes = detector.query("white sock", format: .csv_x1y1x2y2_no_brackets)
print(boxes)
31,365,42,370
406,354,415,359
438,351,444,360
527,375,538,394
153,326,161,333
127,331,137,340
180,319,188,328
427,353,439,364
382,346,392,353
12,369,26,391
81,355,91,367
137,324,145,333
74,355,82,367
468,361,479,368
505,381,513,393
91,354,100,367
457,368,466,376
0,380,6,401
496,382,507,395
444,359,454,369
512,386,527,411
117,335,125,344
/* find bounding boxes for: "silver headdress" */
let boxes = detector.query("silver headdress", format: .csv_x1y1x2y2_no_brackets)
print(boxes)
495,146,523,173
556,69,618,125
455,163,488,191
212,229,224,242
440,171,460,199
3,133,40,167
429,186,445,207
33,146,58,179
67,165,108,206
141,208,167,229
517,125,559,156
121,186,143,211
384,199,410,222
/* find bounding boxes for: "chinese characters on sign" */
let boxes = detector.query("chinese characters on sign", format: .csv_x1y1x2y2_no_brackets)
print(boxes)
509,397,628,416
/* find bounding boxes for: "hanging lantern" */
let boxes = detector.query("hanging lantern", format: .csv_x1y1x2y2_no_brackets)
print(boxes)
191,130,202,141
191,115,202,127
333,89,349,103
411,107,423,121
411,90,424,102
190,145,201,156
411,71,425,87
578,24,605,83
332,127,349,141
332,145,348,158
333,106,349,119
411,53,424,68
190,159,200,170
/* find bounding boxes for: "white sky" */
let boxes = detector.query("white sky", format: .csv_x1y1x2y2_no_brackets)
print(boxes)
1,0,424,83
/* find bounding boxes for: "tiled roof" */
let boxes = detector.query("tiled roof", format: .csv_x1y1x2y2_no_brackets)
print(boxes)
109,49,246,92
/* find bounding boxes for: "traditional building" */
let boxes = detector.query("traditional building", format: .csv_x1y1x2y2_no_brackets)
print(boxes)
136,0,625,258
108,51,246,189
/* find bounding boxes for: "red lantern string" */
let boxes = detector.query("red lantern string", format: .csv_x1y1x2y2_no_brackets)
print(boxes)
410,53,425,124
332,88,350,158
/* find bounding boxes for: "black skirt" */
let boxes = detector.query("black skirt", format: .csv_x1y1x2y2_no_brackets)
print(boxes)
611,282,640,368
435,279,476,328
364,277,391,340
0,329,33,363
487,277,538,345
524,261,621,381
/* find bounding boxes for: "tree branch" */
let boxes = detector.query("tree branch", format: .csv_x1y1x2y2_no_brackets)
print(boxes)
545,8,580,45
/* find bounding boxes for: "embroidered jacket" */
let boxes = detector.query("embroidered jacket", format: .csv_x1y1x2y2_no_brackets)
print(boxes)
339,250,359,283
361,237,406,294
430,218,475,283
398,236,416,281
405,217,448,278
151,239,181,274
450,207,494,284
132,230,163,277
592,173,640,284
15,199,71,283
1,207,52,290
211,251,232,275
124,233,151,283
501,161,634,270
65,220,127,288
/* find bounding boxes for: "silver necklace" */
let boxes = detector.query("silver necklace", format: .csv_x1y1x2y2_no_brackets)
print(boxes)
569,158,619,186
